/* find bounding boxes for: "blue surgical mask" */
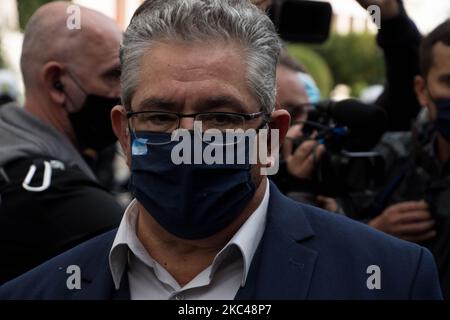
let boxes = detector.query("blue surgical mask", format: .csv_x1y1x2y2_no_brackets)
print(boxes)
129,131,256,239
297,72,321,104
434,98,450,142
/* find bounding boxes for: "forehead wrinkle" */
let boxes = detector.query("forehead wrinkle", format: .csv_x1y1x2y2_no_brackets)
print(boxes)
149,40,246,78
131,41,258,112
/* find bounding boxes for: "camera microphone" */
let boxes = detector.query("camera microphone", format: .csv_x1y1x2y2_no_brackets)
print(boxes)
311,99,387,151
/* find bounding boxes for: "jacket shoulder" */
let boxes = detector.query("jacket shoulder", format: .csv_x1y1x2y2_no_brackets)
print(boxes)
0,229,117,299
301,202,420,254
295,202,441,298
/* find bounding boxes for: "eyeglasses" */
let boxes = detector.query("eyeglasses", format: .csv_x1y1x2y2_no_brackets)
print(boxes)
127,110,269,133
127,110,270,145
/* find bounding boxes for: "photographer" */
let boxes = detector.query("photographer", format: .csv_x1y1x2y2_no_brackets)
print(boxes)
271,49,344,212
364,19,450,298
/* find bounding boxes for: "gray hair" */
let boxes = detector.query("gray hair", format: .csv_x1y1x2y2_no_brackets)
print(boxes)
120,0,281,114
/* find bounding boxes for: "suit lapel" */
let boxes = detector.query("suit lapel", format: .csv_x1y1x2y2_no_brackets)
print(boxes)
111,272,131,300
235,183,318,299
69,231,131,300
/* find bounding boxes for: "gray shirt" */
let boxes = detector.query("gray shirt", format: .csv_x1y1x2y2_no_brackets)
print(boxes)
109,181,270,300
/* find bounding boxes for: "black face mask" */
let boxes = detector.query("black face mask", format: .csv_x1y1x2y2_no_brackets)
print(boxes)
66,74,121,151
68,94,121,151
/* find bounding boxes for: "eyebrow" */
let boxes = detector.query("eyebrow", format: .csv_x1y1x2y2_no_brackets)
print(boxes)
137,98,181,112
136,95,251,113
197,96,249,113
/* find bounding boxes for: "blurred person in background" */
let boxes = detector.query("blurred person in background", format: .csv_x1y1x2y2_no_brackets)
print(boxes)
323,0,424,220
272,49,340,212
360,19,450,298
0,2,123,284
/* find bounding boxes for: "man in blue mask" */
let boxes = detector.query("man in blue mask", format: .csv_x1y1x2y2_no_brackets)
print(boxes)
0,0,442,300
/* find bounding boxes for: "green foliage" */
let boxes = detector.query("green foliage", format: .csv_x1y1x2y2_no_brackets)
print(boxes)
0,40,5,68
17,0,62,30
286,44,334,98
307,32,385,96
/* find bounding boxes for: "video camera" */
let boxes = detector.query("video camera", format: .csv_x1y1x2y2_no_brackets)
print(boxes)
294,99,388,196
268,0,332,43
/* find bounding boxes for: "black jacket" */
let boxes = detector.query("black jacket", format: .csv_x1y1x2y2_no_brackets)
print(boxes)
364,126,450,299
0,157,123,284
375,4,422,131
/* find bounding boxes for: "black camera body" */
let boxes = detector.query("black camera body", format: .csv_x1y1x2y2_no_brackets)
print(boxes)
300,99,387,196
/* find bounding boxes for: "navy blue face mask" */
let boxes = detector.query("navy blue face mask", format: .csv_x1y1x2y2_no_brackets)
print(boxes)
433,98,450,142
129,131,256,240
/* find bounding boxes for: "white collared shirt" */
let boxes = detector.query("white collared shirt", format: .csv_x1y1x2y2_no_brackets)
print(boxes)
109,180,270,300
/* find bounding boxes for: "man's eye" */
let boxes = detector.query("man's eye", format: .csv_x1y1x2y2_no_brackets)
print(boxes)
212,115,231,123
146,114,174,123
207,115,241,125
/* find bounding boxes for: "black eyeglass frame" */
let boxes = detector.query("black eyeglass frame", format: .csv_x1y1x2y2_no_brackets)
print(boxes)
126,110,271,130
126,110,273,146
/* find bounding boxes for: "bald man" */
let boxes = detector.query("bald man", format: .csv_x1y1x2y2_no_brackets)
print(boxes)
0,2,123,284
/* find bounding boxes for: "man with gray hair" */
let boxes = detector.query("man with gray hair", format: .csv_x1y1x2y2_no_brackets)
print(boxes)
0,0,442,299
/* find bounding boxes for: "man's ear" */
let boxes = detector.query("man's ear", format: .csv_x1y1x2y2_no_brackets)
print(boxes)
414,75,430,108
414,75,437,121
42,62,66,106
269,106,291,144
258,106,290,175
111,105,131,167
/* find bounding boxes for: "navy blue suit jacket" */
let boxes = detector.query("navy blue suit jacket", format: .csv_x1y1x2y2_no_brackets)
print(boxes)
0,184,442,299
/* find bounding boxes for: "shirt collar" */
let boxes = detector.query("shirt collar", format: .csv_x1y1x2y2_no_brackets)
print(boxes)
212,180,270,286
109,199,152,290
109,179,270,290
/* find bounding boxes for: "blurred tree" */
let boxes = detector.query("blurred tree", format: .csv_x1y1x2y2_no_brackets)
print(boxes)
0,59,4,69
0,40,5,68
286,44,334,98
308,32,385,97
17,0,63,30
